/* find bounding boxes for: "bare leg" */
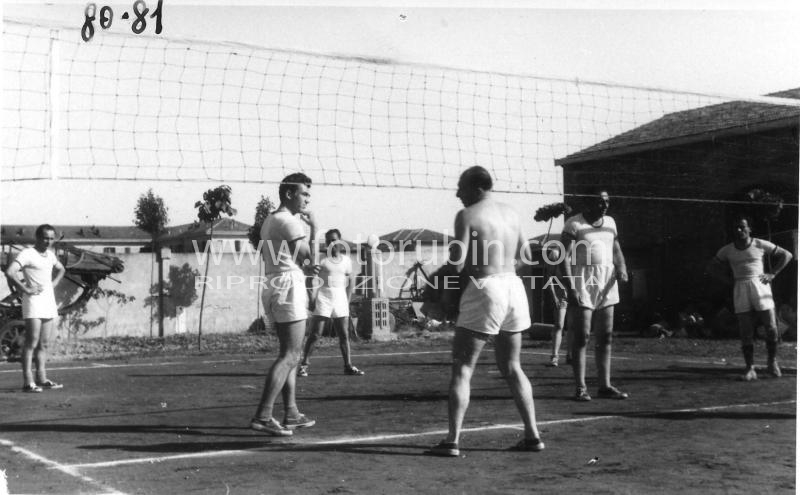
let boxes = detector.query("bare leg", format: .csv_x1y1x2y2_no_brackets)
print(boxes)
549,305,568,363
569,306,593,391
22,319,42,387
253,319,306,421
34,318,55,384
445,328,488,444
593,306,615,389
332,317,353,368
300,317,327,367
495,331,541,441
736,312,756,367
757,309,780,375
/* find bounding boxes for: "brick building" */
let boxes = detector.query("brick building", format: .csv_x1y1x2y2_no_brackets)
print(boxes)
556,89,799,330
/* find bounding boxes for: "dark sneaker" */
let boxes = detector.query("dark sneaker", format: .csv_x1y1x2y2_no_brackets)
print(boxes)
425,441,459,457
509,437,545,452
250,417,293,436
297,365,309,377
597,386,629,400
575,387,591,402
36,380,63,390
22,383,43,393
282,414,316,430
344,366,365,376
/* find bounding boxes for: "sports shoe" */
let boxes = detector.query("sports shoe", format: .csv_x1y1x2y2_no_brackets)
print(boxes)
424,440,459,457
740,367,758,382
767,361,782,378
282,414,316,430
509,437,545,452
22,383,43,393
574,387,591,402
36,380,63,390
297,365,309,377
597,386,629,400
344,365,365,376
546,356,559,367
250,417,293,436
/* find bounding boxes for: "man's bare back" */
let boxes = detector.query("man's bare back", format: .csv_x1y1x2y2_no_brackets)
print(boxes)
456,197,526,279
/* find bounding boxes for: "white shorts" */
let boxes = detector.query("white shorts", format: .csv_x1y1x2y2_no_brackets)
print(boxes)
733,278,775,314
571,265,619,310
22,288,58,320
313,287,349,319
262,270,309,324
456,272,531,335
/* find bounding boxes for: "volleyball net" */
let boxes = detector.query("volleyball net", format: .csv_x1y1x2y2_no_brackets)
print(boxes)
3,19,799,199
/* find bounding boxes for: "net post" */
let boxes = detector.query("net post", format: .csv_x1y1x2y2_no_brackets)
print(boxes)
47,29,62,181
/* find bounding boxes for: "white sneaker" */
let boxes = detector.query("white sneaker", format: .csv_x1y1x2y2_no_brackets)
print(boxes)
741,367,758,382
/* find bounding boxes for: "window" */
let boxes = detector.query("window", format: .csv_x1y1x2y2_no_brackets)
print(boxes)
235,240,242,252
124,247,131,254
102,247,116,254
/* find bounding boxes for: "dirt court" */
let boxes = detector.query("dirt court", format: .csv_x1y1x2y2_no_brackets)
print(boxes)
0,336,795,494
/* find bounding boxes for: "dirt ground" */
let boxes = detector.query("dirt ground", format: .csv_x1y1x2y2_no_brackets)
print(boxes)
0,334,795,494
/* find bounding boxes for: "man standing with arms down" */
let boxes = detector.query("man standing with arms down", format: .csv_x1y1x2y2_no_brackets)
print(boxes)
707,214,792,381
5,224,66,392
426,166,544,457
250,173,317,436
562,190,629,402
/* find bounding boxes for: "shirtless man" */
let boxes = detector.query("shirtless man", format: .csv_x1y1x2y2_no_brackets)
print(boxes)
5,224,66,392
250,173,317,436
426,166,544,457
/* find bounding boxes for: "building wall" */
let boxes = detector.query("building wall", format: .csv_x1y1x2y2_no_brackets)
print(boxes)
562,127,799,326
0,243,451,339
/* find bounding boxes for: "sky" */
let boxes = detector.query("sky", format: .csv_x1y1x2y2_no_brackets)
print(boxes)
2,0,800,243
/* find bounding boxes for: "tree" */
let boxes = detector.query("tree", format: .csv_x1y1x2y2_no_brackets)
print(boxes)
194,185,237,348
534,202,573,240
248,195,275,249
133,189,169,337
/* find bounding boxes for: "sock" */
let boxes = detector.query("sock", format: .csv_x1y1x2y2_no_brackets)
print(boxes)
766,340,778,363
742,344,754,368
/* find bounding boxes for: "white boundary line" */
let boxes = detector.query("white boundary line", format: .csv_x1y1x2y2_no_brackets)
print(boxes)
61,399,795,470
0,350,452,374
4,347,787,375
0,438,127,495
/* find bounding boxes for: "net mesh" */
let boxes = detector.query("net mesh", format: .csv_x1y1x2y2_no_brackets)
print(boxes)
3,20,798,198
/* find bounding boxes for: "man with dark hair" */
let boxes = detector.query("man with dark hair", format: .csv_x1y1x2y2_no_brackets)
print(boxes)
708,214,792,381
426,165,544,457
562,190,629,401
251,172,317,436
5,224,66,392
298,228,364,377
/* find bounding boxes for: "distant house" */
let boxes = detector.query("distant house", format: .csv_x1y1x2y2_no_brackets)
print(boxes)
378,228,453,251
1,218,256,255
158,218,254,254
555,88,799,326
0,224,151,253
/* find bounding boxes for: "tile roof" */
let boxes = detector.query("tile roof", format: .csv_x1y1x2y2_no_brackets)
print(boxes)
379,228,453,244
1,224,150,244
557,88,800,166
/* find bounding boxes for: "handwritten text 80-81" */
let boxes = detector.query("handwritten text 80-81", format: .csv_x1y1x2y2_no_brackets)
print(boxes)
81,0,163,42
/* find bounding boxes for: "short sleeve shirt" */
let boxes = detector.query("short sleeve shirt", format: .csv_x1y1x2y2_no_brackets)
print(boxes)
318,255,352,289
562,213,617,266
260,211,307,274
715,238,777,280
13,247,57,292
